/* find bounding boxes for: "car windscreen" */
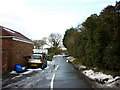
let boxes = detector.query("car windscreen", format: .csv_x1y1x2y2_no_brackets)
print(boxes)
31,55,41,59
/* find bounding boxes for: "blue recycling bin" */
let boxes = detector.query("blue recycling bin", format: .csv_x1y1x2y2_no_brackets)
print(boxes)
15,64,22,72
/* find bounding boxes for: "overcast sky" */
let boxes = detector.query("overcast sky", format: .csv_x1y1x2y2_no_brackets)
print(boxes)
0,0,118,40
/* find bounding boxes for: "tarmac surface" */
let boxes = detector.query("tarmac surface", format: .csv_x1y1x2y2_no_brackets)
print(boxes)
2,56,93,89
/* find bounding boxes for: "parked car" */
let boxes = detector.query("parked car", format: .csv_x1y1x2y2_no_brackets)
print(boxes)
62,53,69,58
24,54,47,69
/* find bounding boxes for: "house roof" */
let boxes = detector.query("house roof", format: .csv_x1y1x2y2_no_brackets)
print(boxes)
0,26,33,44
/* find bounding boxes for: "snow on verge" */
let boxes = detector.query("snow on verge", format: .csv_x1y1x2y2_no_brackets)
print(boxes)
10,71,17,74
66,56,75,62
66,56,120,88
83,69,120,88
83,70,113,82
22,68,42,75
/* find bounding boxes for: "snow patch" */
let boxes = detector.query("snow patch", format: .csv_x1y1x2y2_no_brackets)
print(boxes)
78,65,86,70
83,70,113,81
67,56,120,88
66,56,75,62
22,67,26,70
47,61,52,64
21,70,33,75
10,71,17,74
82,69,120,88
11,74,23,80
27,68,42,71
107,76,120,83
53,55,62,58
66,60,68,63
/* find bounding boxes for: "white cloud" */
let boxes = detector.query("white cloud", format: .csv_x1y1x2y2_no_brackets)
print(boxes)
0,0,86,39
0,0,118,40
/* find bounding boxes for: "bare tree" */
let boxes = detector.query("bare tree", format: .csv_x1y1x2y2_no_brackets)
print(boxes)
47,33,62,48
33,39,46,49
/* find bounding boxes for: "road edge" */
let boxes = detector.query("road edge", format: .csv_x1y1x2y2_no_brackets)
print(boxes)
69,61,104,90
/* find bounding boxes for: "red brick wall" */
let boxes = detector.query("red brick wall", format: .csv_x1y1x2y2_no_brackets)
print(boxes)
12,40,33,69
1,27,13,72
2,38,13,72
2,39,33,72
0,28,2,74
1,27,33,73
0,41,2,74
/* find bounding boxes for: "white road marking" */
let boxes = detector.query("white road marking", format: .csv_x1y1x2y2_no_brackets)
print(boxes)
55,65,59,71
51,65,59,90
51,73,55,90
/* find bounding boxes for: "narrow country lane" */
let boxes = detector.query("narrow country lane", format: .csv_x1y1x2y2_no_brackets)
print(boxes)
52,56,93,89
3,56,93,89
32,56,93,89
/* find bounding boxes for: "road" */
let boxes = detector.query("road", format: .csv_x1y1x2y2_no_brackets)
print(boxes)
3,56,93,89
31,56,92,89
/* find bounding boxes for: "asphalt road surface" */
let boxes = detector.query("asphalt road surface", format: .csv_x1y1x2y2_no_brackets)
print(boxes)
32,56,93,89
3,56,93,89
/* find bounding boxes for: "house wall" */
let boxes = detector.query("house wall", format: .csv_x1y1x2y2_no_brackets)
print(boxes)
2,39,33,73
1,27,33,73
2,38,13,72
2,28,13,72
0,28,2,74
12,40,33,70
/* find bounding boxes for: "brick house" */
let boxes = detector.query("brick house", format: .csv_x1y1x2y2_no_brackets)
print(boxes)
0,26,33,73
